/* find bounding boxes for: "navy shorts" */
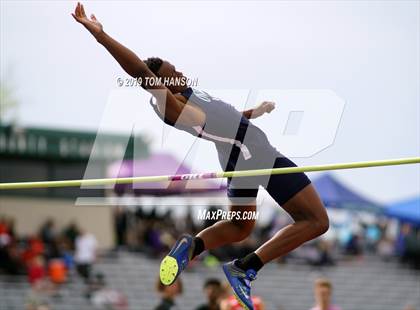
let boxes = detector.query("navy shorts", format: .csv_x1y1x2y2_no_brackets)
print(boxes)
227,156,311,206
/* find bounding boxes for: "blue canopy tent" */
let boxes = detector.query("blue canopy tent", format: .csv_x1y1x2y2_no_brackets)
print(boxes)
313,173,382,213
384,197,420,226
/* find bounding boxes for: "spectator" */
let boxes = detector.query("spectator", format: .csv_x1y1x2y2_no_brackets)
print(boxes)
114,207,128,249
0,216,14,245
310,278,342,310
22,237,45,267
60,239,75,272
75,229,98,281
219,281,265,310
184,207,197,235
86,272,107,299
62,221,80,249
0,217,8,235
27,256,56,295
396,223,420,268
314,240,335,266
48,258,67,286
40,219,56,246
0,242,24,275
195,278,223,310
91,288,128,310
365,223,382,252
345,233,363,256
0,216,22,274
39,219,60,260
144,221,166,257
154,277,183,310
377,237,394,261
28,256,46,287
89,273,128,310
395,223,412,257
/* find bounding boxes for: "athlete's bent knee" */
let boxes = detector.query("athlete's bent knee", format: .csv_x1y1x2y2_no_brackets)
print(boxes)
314,215,329,236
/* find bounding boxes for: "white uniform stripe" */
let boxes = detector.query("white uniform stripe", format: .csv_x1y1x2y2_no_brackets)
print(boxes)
193,126,252,160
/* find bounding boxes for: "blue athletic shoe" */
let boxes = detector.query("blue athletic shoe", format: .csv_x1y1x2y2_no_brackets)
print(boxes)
222,260,257,310
159,234,193,285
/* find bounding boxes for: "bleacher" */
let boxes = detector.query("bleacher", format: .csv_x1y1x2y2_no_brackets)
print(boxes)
1,252,419,310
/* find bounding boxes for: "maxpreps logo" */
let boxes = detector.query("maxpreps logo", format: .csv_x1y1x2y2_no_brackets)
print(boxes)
197,209,260,221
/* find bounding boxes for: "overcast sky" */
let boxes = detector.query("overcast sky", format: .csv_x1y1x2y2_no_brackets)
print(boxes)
1,0,419,204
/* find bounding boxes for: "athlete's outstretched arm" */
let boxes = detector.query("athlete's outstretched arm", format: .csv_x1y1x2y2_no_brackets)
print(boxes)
72,3,145,78
242,101,275,119
71,2,205,127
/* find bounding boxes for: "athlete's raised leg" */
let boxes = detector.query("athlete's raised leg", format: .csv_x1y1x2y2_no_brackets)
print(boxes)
223,182,329,310
255,183,329,263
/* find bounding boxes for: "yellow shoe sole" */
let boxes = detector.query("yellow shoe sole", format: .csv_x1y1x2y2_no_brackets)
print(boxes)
159,256,179,285
232,289,251,310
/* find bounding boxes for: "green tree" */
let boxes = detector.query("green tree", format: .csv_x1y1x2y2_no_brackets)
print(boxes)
0,80,18,124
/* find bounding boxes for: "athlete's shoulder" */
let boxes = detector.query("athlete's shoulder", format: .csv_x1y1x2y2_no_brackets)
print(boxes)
174,93,187,103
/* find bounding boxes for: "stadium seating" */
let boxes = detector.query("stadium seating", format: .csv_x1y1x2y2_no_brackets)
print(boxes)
1,252,419,310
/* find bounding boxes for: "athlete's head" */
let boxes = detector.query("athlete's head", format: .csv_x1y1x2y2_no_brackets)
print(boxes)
144,57,188,94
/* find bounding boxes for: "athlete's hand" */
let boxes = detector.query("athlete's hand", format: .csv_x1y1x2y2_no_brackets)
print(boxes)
72,2,103,39
254,101,275,118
